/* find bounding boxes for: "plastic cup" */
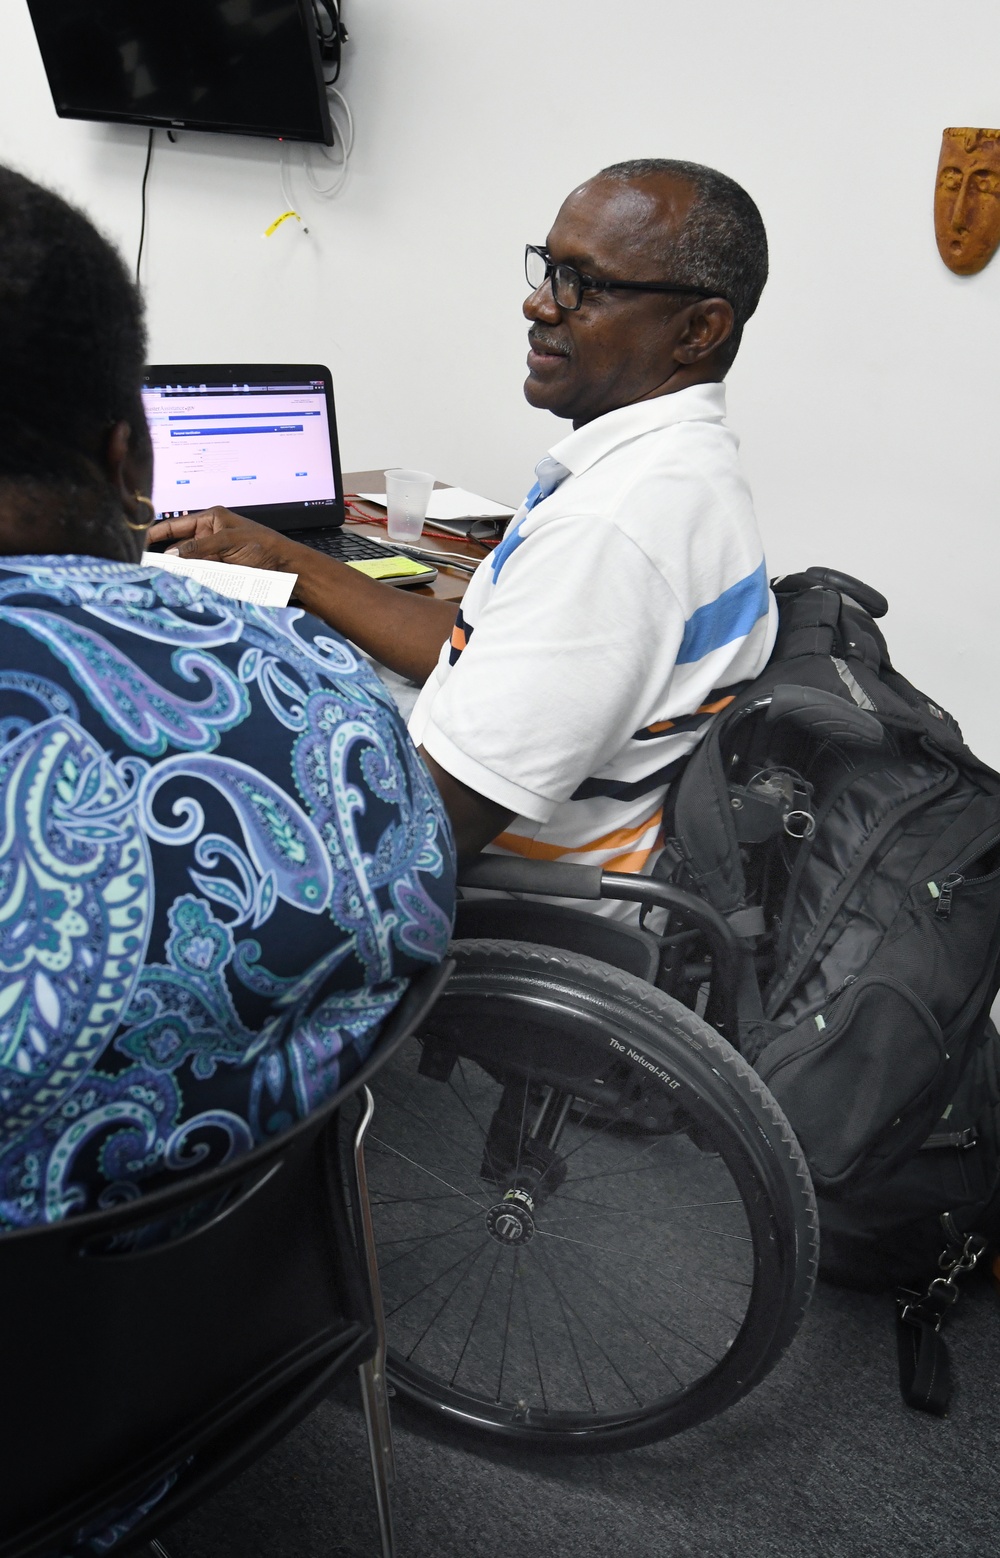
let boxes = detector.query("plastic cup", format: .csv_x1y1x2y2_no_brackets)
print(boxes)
384,468,435,542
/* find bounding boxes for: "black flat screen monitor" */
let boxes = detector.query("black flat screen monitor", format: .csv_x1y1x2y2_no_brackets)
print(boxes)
26,0,334,144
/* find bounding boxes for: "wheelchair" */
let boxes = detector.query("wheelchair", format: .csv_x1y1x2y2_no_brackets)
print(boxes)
364,569,957,1459
362,562,996,1453
364,734,842,1451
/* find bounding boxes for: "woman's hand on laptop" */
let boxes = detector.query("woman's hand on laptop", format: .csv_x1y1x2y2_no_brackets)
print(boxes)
146,507,303,573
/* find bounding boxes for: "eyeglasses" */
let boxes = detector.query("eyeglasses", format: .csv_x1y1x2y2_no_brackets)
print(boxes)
525,244,723,312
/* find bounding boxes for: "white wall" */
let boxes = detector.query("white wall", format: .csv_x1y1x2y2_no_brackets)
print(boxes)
1,1,999,759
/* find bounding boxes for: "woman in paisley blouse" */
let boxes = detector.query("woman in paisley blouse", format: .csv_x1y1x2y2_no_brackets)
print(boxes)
0,165,456,1231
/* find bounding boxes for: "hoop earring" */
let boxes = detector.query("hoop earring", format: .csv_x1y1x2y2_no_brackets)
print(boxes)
124,491,156,532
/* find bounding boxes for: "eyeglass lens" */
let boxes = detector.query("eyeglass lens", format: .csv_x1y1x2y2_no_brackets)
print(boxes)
525,248,581,309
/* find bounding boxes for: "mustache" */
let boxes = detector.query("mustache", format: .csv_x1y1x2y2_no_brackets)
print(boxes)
528,329,571,357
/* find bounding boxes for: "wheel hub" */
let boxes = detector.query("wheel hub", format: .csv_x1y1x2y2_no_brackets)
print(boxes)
485,1187,536,1245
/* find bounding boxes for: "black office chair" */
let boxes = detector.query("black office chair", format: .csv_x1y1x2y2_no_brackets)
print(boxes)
0,959,454,1558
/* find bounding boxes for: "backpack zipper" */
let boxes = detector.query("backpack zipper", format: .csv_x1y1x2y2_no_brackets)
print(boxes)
933,874,963,920
920,1127,978,1150
927,828,1000,920
768,765,956,1018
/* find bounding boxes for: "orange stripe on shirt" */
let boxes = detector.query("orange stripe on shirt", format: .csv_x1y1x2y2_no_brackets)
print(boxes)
495,807,664,863
450,625,467,653
641,694,735,738
604,843,660,873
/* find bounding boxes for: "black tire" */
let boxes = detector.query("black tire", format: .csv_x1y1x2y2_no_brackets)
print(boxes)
368,940,818,1452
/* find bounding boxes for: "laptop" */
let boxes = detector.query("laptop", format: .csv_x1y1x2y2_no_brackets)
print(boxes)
141,363,437,587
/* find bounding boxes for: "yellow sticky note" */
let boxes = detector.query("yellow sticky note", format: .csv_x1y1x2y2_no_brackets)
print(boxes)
346,556,430,580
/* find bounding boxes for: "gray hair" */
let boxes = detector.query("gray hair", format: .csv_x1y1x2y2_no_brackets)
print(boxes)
599,158,768,368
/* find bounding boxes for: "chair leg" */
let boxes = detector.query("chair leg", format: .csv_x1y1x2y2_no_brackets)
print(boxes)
353,1086,396,1558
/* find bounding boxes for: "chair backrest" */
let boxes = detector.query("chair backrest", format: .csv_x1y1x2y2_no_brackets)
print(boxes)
0,959,453,1558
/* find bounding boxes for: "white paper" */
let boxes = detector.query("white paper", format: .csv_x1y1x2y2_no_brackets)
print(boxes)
142,552,297,607
356,487,513,521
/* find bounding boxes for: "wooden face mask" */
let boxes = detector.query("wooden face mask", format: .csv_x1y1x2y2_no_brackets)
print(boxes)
935,128,1000,275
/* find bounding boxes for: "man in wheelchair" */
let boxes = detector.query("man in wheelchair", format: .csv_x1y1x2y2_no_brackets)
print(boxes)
150,162,1000,1448
149,158,776,902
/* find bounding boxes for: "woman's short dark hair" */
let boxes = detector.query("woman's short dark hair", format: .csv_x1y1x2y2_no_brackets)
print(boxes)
0,164,147,542
599,158,768,370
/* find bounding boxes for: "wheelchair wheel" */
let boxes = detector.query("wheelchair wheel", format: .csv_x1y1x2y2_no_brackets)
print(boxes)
367,940,817,1452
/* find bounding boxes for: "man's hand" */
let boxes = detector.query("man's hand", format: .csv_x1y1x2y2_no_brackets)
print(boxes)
147,507,304,574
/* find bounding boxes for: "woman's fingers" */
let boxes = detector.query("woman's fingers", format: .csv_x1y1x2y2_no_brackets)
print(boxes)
149,507,304,574
147,505,245,547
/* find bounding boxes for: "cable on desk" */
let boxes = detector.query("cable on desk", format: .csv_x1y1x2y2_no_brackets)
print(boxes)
343,497,501,549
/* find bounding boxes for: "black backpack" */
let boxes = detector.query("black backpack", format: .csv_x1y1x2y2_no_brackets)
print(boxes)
657,567,1000,1411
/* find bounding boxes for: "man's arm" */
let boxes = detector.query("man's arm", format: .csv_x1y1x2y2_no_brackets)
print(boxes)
147,507,458,685
146,508,514,856
419,750,514,862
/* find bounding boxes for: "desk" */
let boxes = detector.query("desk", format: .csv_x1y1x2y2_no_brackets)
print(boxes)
343,468,495,604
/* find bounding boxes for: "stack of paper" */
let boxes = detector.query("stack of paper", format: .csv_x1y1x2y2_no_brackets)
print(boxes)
142,551,297,607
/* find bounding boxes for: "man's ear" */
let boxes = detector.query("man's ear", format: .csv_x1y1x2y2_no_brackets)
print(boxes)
674,298,735,365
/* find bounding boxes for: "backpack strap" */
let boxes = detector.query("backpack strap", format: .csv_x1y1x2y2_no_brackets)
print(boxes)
771,585,841,661
894,1218,988,1415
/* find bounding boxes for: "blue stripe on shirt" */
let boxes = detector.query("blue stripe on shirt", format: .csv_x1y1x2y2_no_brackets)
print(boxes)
676,559,769,665
490,514,530,581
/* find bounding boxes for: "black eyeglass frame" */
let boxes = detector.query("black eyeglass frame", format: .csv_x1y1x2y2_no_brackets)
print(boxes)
525,244,726,311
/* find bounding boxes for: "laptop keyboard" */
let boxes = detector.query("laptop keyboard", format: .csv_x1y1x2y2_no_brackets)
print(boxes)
287,525,431,567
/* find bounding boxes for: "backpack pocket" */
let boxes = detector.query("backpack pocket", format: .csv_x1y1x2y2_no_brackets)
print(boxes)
755,975,946,1193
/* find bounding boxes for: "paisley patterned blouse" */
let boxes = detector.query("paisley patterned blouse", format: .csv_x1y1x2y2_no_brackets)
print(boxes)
0,556,456,1230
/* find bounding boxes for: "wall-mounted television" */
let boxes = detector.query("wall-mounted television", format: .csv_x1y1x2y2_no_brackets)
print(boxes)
26,0,334,145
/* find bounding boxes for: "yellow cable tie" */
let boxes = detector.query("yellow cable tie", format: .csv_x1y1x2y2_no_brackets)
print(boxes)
264,209,302,238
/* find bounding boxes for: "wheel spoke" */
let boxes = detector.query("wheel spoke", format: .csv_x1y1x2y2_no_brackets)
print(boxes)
556,1191,742,1215
535,1221,751,1319
375,1085,487,1183
530,1241,646,1406
539,1238,688,1390
372,1191,478,1208
369,1136,488,1211
377,1209,483,1267
447,1058,492,1141
537,1249,599,1413
406,1241,492,1363
384,1233,486,1320
519,1260,548,1412
496,1248,520,1404
536,1237,737,1364
513,1072,533,1179
448,1245,504,1388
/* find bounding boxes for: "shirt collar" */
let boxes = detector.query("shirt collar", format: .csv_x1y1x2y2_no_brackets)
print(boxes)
547,381,728,479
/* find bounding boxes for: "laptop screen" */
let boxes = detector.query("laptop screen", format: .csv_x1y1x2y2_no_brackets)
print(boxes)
142,366,344,530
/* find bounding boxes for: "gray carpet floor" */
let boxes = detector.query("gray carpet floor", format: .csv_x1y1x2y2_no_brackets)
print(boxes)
163,1274,999,1558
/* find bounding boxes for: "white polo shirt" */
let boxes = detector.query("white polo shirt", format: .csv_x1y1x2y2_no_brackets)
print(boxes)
409,383,777,909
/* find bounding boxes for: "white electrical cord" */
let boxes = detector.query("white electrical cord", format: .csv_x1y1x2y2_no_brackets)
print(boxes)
302,86,353,197
276,84,352,217
278,141,296,213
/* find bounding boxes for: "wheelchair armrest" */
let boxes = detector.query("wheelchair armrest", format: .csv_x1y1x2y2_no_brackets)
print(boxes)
457,856,604,899
456,856,746,1040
